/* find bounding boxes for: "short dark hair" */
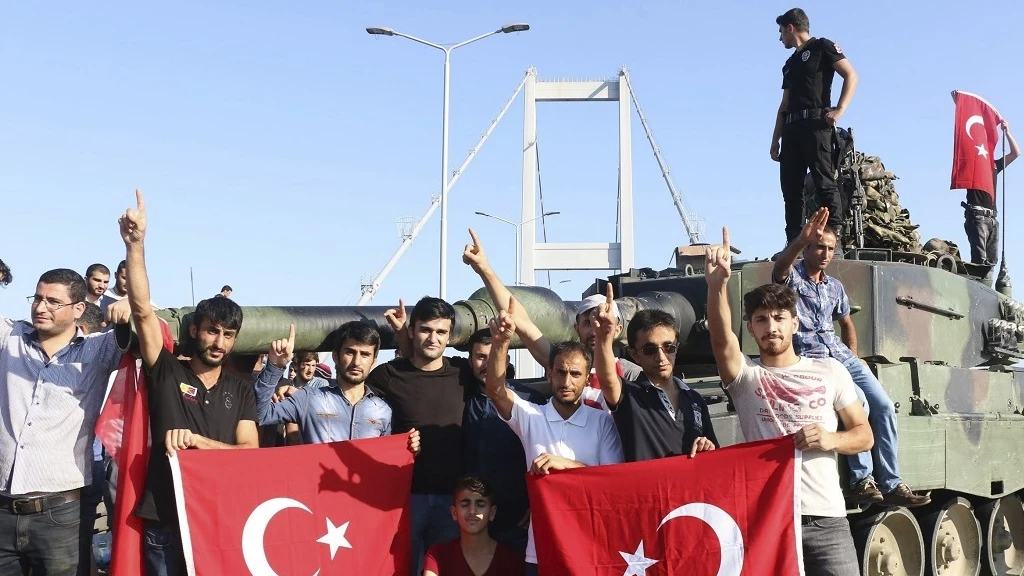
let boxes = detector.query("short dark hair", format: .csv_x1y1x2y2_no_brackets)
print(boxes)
85,263,110,278
467,329,492,352
332,321,381,355
742,284,798,321
776,8,809,32
221,285,232,292
292,351,319,366
453,475,493,501
38,269,87,304
409,296,456,328
78,302,104,334
0,258,11,287
627,309,678,349
115,260,127,275
822,225,838,240
192,296,243,332
548,340,593,373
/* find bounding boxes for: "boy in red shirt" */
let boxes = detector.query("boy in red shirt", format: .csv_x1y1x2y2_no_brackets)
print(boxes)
423,476,525,576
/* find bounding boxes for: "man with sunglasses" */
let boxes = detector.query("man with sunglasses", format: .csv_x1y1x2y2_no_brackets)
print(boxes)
0,268,131,575
592,284,718,462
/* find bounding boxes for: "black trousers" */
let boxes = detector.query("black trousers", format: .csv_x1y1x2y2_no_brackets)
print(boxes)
780,119,842,242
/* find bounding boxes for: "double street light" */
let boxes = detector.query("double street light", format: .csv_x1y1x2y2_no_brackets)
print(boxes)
475,211,559,285
367,23,530,300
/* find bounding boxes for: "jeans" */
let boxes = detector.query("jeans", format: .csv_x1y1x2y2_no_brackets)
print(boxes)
844,357,902,492
524,562,538,576
802,516,860,576
409,493,459,576
143,521,185,576
0,498,85,576
75,460,107,576
964,210,999,266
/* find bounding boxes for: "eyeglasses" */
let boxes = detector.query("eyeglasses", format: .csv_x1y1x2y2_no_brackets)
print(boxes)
27,295,80,311
638,342,679,356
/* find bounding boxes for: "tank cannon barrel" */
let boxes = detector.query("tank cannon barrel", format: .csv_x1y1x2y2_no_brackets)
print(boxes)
153,285,703,357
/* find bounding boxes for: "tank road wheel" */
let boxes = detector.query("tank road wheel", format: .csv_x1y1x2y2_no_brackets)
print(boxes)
854,507,926,576
978,495,1024,575
922,497,982,576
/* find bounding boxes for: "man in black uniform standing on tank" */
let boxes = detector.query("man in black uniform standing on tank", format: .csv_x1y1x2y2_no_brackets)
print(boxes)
770,8,858,249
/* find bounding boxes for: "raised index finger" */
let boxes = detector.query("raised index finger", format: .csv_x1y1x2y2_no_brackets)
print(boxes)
287,323,296,344
135,188,145,212
605,282,614,304
468,228,480,248
722,226,730,254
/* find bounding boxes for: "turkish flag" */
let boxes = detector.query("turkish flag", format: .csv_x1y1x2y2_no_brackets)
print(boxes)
95,320,174,576
951,90,1004,199
170,434,414,576
527,436,801,576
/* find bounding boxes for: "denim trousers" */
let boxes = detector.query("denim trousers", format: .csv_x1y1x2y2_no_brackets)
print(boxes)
0,498,85,576
843,357,902,492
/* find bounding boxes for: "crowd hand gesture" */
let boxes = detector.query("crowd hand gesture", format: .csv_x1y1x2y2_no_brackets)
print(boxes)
462,228,490,274
799,207,829,246
689,437,716,458
591,283,616,342
794,423,836,452
268,324,295,370
530,453,575,475
384,299,407,333
105,299,132,327
488,296,518,345
705,227,733,287
119,189,147,245
407,428,421,456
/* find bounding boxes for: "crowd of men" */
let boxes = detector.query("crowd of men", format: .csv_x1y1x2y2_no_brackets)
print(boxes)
0,6,973,576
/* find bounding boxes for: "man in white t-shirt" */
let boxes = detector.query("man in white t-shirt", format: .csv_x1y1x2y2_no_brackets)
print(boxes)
485,299,624,576
705,227,872,576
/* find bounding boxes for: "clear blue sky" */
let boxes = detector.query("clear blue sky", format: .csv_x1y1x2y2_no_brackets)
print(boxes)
2,1,1022,322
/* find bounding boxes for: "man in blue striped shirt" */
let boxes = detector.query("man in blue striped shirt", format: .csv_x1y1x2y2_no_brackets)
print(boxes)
255,321,420,452
773,207,929,508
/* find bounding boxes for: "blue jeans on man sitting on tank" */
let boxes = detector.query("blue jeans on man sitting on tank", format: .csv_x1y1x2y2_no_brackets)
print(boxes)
843,356,902,492
410,493,460,576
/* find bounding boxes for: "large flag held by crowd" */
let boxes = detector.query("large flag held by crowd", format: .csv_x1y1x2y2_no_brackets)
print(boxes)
170,434,414,576
527,436,803,576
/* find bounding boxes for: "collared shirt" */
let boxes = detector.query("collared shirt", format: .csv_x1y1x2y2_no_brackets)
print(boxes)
779,260,854,363
504,393,623,564
0,316,128,495
611,374,718,463
254,364,391,444
296,375,330,390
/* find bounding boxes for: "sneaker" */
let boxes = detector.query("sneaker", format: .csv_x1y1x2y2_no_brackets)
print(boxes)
850,477,884,503
880,483,931,508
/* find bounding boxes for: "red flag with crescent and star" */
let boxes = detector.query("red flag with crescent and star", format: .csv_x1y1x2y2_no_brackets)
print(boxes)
951,90,1004,199
169,434,414,576
527,436,802,576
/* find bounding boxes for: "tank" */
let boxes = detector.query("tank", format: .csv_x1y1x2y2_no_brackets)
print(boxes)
154,255,1024,576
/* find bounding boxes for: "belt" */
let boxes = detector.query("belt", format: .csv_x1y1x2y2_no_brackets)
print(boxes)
784,108,828,125
962,201,996,216
801,514,830,526
0,488,82,515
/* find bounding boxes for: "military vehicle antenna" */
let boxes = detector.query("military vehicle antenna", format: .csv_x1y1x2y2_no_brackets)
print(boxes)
356,71,530,304
620,66,703,244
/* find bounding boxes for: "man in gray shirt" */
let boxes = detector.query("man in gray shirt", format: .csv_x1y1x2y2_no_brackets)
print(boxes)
0,268,130,575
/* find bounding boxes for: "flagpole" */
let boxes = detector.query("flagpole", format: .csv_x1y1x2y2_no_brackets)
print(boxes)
996,131,1012,296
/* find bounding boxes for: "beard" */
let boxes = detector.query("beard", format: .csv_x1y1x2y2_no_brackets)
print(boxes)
759,335,792,357
195,343,228,367
338,369,367,386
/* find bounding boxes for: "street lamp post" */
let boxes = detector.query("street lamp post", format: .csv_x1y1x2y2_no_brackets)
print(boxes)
475,211,559,285
367,24,530,300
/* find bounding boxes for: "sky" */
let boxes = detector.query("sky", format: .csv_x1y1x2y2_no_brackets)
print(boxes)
2,1,1023,337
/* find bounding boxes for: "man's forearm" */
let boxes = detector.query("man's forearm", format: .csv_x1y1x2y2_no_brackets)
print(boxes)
194,435,249,450
835,71,858,112
841,325,858,355
831,423,873,455
772,107,785,142
707,284,732,346
773,238,807,283
126,243,154,317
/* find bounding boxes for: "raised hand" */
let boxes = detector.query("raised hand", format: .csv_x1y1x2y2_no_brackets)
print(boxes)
384,298,407,332
119,189,147,245
592,283,616,340
705,227,733,286
105,299,132,326
799,207,829,246
462,228,490,274
268,324,295,369
488,295,518,344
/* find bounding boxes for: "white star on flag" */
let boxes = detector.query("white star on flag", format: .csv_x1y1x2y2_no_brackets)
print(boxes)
619,541,659,576
977,143,989,157
316,518,352,559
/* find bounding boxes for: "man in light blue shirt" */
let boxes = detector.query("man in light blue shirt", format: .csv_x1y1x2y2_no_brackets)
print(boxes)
255,321,419,450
